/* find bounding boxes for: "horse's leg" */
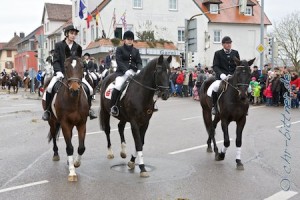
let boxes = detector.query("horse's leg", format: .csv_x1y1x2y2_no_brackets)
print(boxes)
202,109,218,153
236,117,246,170
62,123,77,181
49,122,60,161
74,124,86,168
118,120,127,159
216,120,230,161
100,108,113,159
212,115,221,155
129,121,149,178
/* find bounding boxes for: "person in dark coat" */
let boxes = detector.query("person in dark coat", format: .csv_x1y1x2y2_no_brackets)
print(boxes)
105,50,113,69
42,24,97,120
110,30,143,116
251,65,260,81
207,36,240,114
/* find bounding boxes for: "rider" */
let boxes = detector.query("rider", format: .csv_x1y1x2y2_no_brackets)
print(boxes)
10,69,18,79
110,30,143,116
42,24,97,121
1,69,7,77
23,69,29,80
207,36,240,115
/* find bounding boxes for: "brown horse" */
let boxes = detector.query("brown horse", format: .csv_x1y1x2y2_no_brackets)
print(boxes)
23,77,31,92
199,58,255,170
100,55,171,177
7,75,21,94
0,74,9,89
43,48,89,182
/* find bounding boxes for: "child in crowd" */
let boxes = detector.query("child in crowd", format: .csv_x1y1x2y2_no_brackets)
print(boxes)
263,82,273,106
253,82,261,105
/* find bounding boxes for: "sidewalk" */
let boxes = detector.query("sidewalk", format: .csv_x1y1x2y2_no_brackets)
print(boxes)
0,89,42,100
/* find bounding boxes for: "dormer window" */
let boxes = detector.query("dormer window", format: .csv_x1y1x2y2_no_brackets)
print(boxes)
244,6,253,16
210,4,219,14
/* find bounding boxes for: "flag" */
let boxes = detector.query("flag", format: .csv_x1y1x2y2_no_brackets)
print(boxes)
112,9,116,31
79,0,86,19
121,12,127,30
95,11,100,26
86,12,92,28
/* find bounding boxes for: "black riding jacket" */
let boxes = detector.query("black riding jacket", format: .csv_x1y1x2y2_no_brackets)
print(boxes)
212,49,240,80
115,44,142,74
53,39,82,74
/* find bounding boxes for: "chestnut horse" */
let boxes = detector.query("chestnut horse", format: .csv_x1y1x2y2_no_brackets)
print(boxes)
199,58,255,170
44,48,89,181
100,55,171,177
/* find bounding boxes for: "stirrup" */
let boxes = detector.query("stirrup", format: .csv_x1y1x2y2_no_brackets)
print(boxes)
110,105,119,116
211,107,217,115
42,110,51,121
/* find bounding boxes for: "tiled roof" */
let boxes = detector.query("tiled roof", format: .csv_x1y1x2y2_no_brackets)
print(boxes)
43,3,72,21
86,39,177,50
0,43,7,49
18,25,43,44
194,0,271,25
1,35,21,50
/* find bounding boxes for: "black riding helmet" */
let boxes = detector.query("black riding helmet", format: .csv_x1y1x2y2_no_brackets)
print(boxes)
83,53,90,57
222,36,232,44
64,25,79,36
123,30,134,40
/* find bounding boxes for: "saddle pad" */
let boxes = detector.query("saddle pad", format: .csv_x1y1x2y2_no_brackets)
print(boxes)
104,82,129,100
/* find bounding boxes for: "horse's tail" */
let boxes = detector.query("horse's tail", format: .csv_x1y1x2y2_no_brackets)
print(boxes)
48,123,61,143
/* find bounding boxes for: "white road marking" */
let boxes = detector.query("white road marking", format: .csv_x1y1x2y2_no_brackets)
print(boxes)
168,138,233,155
0,114,14,118
0,180,49,194
276,121,300,129
264,190,298,200
58,127,131,139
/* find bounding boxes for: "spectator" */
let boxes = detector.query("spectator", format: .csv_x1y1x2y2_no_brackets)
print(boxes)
251,65,260,81
253,82,261,105
176,70,184,97
263,82,273,106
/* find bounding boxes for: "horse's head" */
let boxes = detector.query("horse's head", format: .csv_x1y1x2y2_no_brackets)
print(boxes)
64,47,84,96
155,55,172,100
232,57,255,100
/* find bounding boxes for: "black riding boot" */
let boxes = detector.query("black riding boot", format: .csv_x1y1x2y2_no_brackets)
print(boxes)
88,96,97,120
42,92,52,121
211,91,218,115
110,89,120,116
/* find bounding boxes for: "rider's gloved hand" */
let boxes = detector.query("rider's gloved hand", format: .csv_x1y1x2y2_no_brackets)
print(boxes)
220,73,227,80
227,74,232,79
56,71,64,79
125,70,134,76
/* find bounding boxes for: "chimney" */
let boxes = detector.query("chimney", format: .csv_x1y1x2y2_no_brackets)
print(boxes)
20,32,25,38
14,32,17,37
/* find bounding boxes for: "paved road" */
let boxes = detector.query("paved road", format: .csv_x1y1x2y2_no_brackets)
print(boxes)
0,90,299,200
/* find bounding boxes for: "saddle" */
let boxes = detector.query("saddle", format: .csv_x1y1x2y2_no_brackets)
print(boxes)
104,77,131,101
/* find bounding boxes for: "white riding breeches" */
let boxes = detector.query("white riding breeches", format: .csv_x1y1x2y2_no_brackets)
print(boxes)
47,75,61,93
207,80,221,97
114,69,135,91
82,77,94,95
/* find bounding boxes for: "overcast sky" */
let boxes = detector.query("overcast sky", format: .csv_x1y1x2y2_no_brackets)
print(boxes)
0,0,299,42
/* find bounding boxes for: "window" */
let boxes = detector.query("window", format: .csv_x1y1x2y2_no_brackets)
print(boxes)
96,25,99,39
75,1,78,17
133,0,142,9
169,0,177,10
178,28,184,42
210,4,219,14
244,6,253,16
114,27,123,39
213,30,221,43
91,25,95,40
7,50,12,57
83,28,86,45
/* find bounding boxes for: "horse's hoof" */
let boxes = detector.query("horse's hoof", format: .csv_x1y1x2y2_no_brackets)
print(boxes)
120,152,127,159
52,155,60,161
140,172,150,178
68,175,78,182
107,154,114,159
207,147,213,153
74,161,81,168
215,152,225,161
127,161,135,170
236,159,244,170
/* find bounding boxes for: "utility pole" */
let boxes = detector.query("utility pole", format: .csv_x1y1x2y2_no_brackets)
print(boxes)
260,0,264,71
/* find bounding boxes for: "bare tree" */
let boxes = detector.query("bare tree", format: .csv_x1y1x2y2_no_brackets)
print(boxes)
274,12,300,72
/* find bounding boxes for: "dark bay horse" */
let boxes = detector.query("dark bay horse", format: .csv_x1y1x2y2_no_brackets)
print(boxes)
43,48,89,182
100,55,172,177
0,74,9,89
199,58,255,170
8,75,21,94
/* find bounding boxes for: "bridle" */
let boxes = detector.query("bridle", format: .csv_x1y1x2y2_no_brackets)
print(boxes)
130,67,169,92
